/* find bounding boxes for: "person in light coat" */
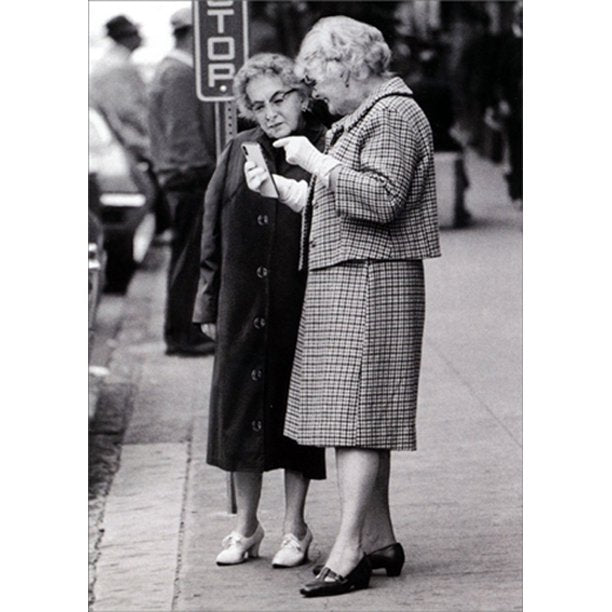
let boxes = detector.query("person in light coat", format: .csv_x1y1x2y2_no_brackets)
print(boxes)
90,15,150,161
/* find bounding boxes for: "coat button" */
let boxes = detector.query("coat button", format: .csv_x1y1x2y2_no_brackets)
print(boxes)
257,214,269,226
250,368,263,381
253,317,266,329
251,420,263,432
256,266,269,278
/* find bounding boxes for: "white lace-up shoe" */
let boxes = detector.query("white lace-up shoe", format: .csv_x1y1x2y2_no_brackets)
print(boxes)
271,527,313,568
216,524,265,566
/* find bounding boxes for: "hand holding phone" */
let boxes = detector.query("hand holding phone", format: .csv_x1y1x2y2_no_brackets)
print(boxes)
241,142,279,199
244,161,268,192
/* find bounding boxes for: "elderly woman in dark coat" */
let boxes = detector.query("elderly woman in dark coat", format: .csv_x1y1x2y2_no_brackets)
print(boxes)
246,18,440,597
193,54,326,568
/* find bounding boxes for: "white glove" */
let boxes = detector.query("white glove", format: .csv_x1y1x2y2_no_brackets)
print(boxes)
244,160,270,194
273,136,340,184
273,175,308,213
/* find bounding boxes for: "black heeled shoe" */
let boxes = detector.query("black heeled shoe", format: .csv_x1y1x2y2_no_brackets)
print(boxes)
312,542,405,577
367,542,405,576
300,556,371,598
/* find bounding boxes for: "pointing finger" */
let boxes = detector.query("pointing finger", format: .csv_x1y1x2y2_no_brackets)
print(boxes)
273,137,291,148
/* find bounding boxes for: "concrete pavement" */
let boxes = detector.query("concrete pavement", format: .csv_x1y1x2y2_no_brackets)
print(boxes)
90,149,522,611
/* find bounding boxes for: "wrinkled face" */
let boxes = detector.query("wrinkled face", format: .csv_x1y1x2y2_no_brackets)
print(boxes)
246,74,303,139
305,62,360,117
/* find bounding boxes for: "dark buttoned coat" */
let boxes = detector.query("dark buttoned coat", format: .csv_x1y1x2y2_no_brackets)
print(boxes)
193,118,326,478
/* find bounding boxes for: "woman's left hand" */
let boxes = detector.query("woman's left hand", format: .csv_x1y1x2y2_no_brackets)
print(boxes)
244,160,270,194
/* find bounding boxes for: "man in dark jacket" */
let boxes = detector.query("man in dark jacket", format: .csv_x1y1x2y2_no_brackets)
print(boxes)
148,7,216,355
410,47,471,227
495,1,523,204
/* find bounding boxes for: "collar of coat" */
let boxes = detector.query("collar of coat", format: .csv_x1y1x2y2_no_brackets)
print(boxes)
166,48,194,68
330,76,413,137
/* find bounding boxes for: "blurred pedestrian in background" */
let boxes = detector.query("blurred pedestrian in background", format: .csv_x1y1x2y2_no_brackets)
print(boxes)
247,16,440,597
410,46,462,153
148,7,216,356
494,0,522,204
90,14,172,237
193,54,326,567
410,45,471,227
454,9,497,149
90,15,149,160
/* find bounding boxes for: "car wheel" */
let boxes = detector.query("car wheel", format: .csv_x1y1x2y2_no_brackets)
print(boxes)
104,236,135,293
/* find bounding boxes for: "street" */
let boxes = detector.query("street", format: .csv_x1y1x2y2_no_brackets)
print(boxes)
88,149,522,612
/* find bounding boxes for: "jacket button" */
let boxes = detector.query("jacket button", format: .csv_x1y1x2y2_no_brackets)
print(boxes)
251,420,263,432
309,240,316,248
250,368,263,381
253,317,266,329
257,214,269,226
256,266,269,278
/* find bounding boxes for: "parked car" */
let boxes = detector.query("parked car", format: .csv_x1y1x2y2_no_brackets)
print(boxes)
88,107,156,292
88,174,106,355
88,215,105,337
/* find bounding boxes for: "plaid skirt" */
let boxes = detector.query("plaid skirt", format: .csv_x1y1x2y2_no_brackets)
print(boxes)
284,259,425,450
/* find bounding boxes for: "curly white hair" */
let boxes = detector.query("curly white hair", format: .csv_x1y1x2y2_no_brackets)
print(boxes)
233,53,309,121
295,16,392,82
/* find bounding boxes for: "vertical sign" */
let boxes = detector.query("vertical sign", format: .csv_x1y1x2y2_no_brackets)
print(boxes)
193,1,248,509
194,0,249,101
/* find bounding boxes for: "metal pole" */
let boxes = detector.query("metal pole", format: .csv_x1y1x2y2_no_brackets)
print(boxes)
214,100,238,154
226,472,237,515
214,102,223,159
201,0,247,517
216,98,238,515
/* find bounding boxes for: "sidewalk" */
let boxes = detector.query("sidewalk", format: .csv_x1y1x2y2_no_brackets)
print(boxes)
91,150,522,612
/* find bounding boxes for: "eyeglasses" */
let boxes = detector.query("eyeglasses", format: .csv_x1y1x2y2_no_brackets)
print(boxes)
302,59,342,88
250,89,298,115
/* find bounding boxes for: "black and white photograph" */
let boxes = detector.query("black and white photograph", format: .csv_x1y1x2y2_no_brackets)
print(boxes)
9,0,612,608
84,1,524,610
11,0,612,609
0,0,612,612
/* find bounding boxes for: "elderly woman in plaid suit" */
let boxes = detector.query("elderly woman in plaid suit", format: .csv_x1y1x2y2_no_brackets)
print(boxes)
246,16,441,597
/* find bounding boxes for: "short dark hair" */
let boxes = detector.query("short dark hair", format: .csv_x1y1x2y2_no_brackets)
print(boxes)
105,15,139,42
173,25,192,43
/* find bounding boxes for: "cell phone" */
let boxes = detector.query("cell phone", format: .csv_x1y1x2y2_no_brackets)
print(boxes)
241,142,279,199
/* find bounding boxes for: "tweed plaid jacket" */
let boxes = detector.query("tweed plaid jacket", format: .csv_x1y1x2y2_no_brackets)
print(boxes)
301,77,441,271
